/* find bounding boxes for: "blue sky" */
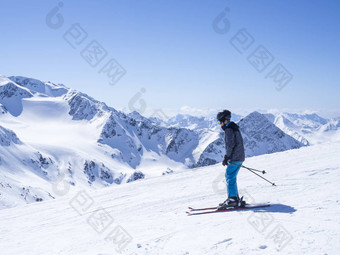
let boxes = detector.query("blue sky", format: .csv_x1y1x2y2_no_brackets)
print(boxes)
1,0,339,117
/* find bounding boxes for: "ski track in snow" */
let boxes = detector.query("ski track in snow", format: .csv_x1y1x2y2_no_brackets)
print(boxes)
0,142,340,254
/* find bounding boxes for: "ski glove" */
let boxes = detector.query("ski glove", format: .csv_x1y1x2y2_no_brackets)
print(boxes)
222,155,230,166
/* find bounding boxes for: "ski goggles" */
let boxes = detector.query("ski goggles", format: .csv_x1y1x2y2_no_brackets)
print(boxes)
217,119,224,124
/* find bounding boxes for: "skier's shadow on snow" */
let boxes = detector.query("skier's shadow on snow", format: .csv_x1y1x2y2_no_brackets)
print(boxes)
252,204,296,214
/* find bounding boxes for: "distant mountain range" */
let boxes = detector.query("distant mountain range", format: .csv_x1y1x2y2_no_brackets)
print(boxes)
0,75,339,209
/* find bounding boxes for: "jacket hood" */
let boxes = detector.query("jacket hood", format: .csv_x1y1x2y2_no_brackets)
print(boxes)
226,121,239,131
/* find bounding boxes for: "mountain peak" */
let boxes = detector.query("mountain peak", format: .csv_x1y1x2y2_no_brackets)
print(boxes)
241,111,265,120
238,111,305,157
0,76,33,116
9,76,69,97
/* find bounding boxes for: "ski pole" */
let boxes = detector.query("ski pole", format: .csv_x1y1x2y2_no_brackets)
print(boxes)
229,163,266,174
240,165,266,174
228,162,276,186
246,168,276,186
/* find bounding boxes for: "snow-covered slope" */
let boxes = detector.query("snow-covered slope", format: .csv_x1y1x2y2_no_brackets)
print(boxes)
0,141,339,254
0,103,7,114
0,124,57,208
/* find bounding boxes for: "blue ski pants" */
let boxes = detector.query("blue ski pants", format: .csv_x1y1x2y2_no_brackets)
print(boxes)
225,161,243,197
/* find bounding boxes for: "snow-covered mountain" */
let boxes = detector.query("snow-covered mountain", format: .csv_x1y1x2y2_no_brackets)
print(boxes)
9,76,68,97
0,76,33,116
264,112,340,145
0,75,314,209
239,112,305,155
0,75,202,208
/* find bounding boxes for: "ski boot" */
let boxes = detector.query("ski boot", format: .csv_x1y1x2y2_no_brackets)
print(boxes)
218,196,245,210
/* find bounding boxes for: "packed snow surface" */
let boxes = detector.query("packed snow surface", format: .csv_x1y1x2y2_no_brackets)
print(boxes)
0,141,339,254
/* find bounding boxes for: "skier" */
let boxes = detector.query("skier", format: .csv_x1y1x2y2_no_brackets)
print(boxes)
217,110,245,209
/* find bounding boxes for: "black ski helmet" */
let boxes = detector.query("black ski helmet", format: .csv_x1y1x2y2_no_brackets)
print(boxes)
217,110,231,122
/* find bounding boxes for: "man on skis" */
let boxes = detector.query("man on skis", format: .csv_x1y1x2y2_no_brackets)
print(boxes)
217,110,245,209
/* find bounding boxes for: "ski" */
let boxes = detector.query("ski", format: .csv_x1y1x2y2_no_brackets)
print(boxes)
186,204,270,216
188,206,218,211
188,202,269,211
188,197,245,211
